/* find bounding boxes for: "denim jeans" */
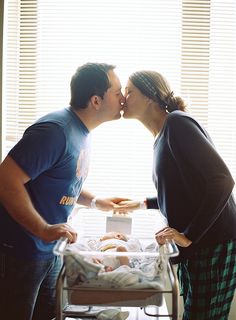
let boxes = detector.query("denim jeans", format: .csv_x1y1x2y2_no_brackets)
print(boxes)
0,248,62,320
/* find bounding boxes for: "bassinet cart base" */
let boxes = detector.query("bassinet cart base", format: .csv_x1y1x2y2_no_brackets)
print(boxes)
55,262,179,320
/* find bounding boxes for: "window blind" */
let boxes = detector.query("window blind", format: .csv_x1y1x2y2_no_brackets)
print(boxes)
207,0,236,178
181,0,211,126
2,0,236,236
3,0,38,151
69,207,167,239
181,0,236,182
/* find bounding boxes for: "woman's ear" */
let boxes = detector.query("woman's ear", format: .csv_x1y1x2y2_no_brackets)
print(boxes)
146,97,154,105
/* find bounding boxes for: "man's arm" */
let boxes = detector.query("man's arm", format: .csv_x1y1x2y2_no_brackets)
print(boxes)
77,189,96,207
77,189,130,211
0,156,77,242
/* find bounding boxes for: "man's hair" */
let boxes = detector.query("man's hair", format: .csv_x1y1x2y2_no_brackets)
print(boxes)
70,62,116,109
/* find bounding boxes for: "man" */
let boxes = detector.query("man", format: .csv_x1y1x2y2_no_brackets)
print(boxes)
0,62,125,320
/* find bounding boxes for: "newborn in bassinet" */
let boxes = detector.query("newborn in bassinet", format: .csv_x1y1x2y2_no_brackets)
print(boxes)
63,234,166,291
87,232,142,271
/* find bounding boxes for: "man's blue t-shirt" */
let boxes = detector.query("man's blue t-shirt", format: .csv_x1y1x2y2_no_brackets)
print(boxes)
0,107,91,259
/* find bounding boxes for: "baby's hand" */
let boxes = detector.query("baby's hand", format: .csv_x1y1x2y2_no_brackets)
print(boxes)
104,266,113,272
92,258,102,264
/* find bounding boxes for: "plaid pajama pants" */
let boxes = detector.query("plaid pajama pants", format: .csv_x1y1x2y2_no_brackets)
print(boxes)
177,239,236,320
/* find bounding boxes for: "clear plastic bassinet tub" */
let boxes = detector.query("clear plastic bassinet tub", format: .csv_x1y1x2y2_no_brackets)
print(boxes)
53,236,179,319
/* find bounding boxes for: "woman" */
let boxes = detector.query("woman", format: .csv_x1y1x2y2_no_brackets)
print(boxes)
119,70,236,319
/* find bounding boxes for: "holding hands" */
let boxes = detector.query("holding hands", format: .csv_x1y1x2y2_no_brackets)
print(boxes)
113,199,143,214
92,197,132,212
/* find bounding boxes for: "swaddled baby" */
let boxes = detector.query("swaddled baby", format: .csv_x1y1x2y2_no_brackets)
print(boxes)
89,232,141,271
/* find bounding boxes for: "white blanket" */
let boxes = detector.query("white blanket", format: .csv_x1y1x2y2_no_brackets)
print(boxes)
63,238,166,290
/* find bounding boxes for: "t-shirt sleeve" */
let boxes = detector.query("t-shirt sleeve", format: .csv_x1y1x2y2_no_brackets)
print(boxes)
167,114,235,243
8,122,66,180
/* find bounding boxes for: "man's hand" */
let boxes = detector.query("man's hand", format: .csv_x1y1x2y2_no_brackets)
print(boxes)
40,223,77,243
155,227,192,247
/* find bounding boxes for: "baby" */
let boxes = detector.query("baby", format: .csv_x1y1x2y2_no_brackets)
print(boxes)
98,232,130,271
89,231,141,272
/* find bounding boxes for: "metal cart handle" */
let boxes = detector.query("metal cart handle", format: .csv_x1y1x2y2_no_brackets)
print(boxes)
53,237,68,255
53,237,179,257
163,240,179,257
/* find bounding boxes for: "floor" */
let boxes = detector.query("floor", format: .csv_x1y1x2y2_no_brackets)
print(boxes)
61,302,170,319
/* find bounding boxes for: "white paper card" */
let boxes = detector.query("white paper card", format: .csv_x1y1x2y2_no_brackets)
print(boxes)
106,215,132,235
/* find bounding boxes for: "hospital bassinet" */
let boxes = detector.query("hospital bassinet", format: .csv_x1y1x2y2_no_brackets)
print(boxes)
54,237,179,319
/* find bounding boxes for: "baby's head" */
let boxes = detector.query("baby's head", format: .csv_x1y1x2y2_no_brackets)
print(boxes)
100,231,128,242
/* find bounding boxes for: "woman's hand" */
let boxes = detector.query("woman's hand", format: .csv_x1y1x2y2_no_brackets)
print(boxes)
155,227,192,247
